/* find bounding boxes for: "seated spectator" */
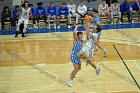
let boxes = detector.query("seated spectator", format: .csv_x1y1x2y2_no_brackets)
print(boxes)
77,0,87,23
1,6,13,30
57,2,70,29
36,2,47,27
13,5,20,28
47,1,57,29
98,0,110,18
110,0,122,24
67,0,79,25
120,0,130,23
30,4,37,28
130,0,140,23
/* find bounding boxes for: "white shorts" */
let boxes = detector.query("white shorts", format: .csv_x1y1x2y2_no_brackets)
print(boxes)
79,46,93,60
18,17,29,25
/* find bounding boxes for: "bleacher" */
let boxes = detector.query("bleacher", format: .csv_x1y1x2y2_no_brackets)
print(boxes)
0,0,138,30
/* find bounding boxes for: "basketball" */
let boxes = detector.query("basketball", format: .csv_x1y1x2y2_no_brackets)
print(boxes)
85,16,93,23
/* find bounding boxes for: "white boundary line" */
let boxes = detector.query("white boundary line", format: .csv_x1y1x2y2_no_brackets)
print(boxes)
108,88,140,93
133,60,140,71
16,71,59,93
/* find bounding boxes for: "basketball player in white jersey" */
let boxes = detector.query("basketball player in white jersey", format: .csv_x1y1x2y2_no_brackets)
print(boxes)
98,0,109,18
67,0,79,25
15,1,31,38
110,0,122,24
78,22,100,75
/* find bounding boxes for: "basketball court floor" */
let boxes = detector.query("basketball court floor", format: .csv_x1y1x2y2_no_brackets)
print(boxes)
0,27,140,93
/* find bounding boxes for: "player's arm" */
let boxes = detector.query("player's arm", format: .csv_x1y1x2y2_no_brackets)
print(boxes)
98,5,101,14
110,4,113,12
29,9,32,17
73,25,78,42
118,4,120,12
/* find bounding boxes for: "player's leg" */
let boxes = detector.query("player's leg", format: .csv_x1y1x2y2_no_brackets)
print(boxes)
53,16,57,29
47,15,51,29
57,16,60,29
69,14,72,25
68,55,81,87
66,15,71,28
111,12,114,24
118,12,122,24
94,32,108,56
87,48,100,75
15,18,23,38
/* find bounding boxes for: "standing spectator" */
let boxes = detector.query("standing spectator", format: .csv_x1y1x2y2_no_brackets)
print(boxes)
67,0,79,25
57,2,70,29
120,0,130,23
110,0,122,24
30,4,37,28
36,2,47,27
130,0,140,23
77,0,87,23
47,1,57,29
13,5,20,28
98,0,110,18
1,6,13,30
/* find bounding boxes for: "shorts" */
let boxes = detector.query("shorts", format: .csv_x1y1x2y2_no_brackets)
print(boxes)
79,46,93,60
71,53,81,64
97,32,101,39
18,17,29,25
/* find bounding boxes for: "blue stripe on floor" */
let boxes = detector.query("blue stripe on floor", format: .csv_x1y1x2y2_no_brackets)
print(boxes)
0,23,140,35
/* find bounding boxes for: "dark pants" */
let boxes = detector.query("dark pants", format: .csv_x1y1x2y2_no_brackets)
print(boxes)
13,17,19,27
29,16,37,24
121,11,130,22
37,15,47,24
1,18,13,29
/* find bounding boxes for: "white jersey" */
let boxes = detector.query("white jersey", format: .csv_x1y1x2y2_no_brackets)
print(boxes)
99,4,108,13
21,7,30,19
112,4,119,12
86,33,98,49
67,4,76,13
77,5,87,14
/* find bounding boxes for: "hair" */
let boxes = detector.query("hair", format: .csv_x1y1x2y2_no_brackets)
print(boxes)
62,2,66,5
50,1,54,4
77,32,83,36
112,0,118,3
80,0,84,2
96,25,102,33
102,0,106,2
3,6,10,12
93,9,98,13
30,4,33,7
15,5,19,8
22,1,29,8
37,2,43,6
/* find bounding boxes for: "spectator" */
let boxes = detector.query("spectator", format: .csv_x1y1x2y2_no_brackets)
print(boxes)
110,0,122,24
30,4,37,28
120,0,130,23
36,2,47,27
1,6,13,30
98,0,110,18
77,0,87,23
13,5,20,28
47,1,57,29
130,0,140,23
67,0,79,25
57,2,70,29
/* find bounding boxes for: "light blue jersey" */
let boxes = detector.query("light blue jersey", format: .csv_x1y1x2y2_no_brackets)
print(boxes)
93,16,101,39
93,16,100,26
71,40,83,64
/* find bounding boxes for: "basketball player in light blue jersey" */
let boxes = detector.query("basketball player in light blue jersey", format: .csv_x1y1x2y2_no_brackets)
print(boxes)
92,9,108,57
68,25,86,87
